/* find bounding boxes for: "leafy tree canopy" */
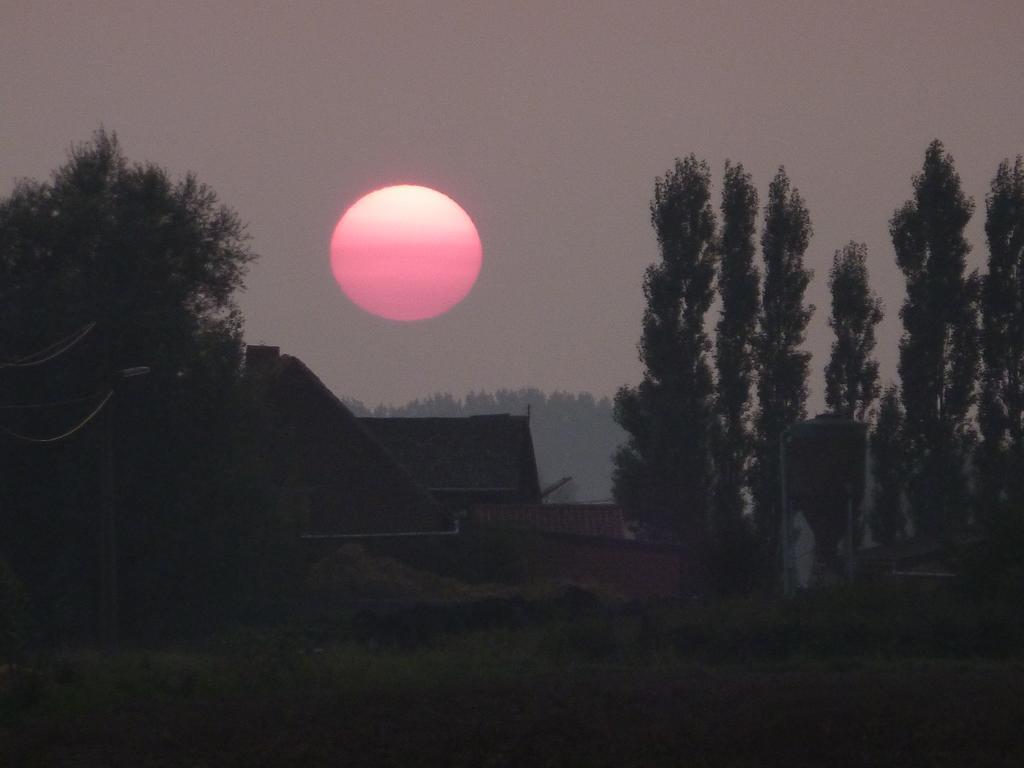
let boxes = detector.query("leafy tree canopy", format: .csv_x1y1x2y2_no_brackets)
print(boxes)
712,161,760,530
0,130,292,642
870,385,908,547
977,156,1024,522
0,129,251,370
891,140,980,539
751,167,814,563
614,155,717,541
824,241,883,421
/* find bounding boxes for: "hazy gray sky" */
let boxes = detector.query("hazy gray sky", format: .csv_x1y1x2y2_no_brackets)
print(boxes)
3,1,1022,410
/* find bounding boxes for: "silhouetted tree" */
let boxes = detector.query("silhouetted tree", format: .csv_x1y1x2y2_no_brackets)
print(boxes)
751,168,814,569
891,140,980,540
977,156,1024,526
710,162,760,590
0,130,293,641
822,242,882,549
869,385,908,546
824,242,883,420
614,156,717,543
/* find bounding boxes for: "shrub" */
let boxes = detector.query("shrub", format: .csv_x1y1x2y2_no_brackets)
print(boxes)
0,559,29,659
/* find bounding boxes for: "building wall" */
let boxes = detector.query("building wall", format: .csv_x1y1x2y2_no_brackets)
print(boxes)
512,532,682,600
472,503,627,539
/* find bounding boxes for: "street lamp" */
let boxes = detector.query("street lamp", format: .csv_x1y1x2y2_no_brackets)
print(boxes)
118,366,151,379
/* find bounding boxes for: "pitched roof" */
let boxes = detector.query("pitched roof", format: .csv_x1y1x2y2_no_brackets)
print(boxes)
359,415,541,497
472,503,628,539
250,348,447,536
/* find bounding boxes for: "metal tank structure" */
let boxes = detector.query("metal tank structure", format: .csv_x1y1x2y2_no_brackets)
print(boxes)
780,413,868,594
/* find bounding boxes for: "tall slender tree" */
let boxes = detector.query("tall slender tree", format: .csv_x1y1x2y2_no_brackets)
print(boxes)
614,156,717,544
711,162,760,583
891,140,980,540
751,168,814,567
869,385,908,546
977,156,1024,524
824,242,883,420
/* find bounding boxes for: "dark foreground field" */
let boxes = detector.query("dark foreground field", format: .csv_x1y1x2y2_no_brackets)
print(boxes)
3,650,1023,767
5,585,1024,766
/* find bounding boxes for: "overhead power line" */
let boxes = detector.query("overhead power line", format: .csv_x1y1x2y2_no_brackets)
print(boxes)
0,390,113,443
0,392,106,410
0,322,97,369
12,321,97,363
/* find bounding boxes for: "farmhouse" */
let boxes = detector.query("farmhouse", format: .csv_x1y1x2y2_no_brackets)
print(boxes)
246,345,450,537
248,345,683,598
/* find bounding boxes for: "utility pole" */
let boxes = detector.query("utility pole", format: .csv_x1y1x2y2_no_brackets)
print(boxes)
845,482,855,582
98,388,117,652
98,363,149,653
0,322,144,652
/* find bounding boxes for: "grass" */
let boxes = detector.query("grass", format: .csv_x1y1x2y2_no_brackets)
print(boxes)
3,583,1024,765
3,647,1024,766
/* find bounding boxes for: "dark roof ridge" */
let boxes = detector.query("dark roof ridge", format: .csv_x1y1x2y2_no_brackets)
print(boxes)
356,415,524,428
271,353,446,525
277,354,411,464
358,411,540,495
359,413,525,421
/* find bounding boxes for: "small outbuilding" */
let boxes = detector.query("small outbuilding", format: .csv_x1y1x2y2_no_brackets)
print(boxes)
359,414,542,513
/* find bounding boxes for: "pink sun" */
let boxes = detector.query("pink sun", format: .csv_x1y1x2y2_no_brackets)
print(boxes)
329,185,483,321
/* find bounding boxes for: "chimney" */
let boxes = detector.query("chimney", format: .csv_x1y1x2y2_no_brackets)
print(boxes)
245,345,281,376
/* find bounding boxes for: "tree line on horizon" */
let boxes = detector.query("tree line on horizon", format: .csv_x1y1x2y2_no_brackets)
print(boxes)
613,142,1024,592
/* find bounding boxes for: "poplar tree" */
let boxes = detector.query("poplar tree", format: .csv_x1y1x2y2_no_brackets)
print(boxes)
891,140,980,539
751,168,814,565
614,156,717,543
977,156,1024,523
824,242,883,420
711,162,760,580
869,385,908,546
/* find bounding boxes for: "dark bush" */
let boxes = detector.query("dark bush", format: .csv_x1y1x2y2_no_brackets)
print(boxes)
367,529,526,585
0,559,29,659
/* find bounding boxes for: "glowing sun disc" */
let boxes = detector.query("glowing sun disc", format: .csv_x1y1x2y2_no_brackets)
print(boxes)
330,184,482,321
